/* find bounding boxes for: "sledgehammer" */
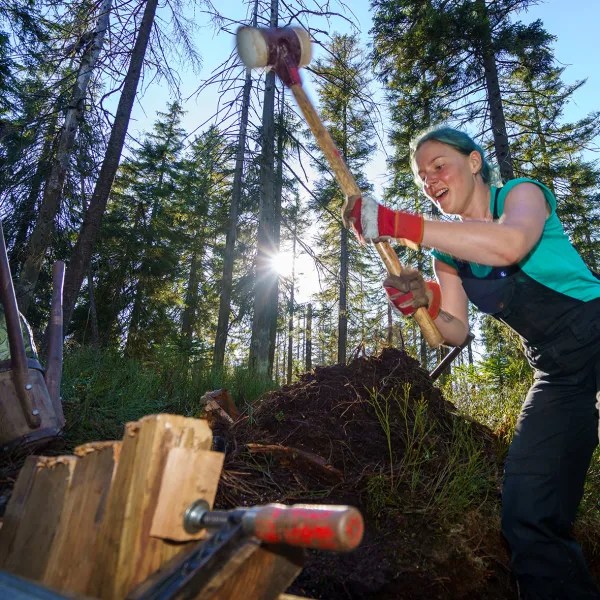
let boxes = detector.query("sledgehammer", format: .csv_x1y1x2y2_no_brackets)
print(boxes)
236,27,444,348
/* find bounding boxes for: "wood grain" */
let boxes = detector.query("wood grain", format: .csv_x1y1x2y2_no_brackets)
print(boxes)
199,539,305,600
42,441,121,594
0,456,77,580
87,414,213,599
150,447,224,542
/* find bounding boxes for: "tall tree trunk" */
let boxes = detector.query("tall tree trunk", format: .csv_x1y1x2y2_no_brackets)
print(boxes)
181,251,200,338
286,227,296,385
476,0,514,183
88,263,99,347
81,175,99,348
305,303,312,371
417,248,427,366
59,0,159,335
296,313,301,360
338,104,349,364
17,0,113,314
212,0,258,373
267,86,285,371
438,345,450,385
10,112,60,274
249,0,278,379
387,302,393,345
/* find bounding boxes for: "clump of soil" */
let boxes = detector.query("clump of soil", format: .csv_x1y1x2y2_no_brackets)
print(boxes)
216,348,515,599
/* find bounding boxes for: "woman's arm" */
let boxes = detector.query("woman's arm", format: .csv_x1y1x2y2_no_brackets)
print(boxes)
432,259,470,347
421,183,548,266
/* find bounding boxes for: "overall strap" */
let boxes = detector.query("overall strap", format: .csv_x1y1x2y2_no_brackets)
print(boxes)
492,187,500,220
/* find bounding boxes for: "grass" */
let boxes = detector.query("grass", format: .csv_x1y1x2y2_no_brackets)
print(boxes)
365,383,497,525
60,345,278,450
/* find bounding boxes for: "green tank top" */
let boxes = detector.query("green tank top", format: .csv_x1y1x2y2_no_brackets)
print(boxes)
431,178,600,302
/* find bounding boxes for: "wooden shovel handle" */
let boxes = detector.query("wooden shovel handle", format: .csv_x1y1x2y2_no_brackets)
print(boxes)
290,84,444,348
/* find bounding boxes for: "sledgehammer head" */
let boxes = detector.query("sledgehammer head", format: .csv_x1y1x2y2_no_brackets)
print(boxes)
236,26,312,86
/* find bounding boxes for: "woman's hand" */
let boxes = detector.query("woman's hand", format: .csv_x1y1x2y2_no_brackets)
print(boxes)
342,194,424,245
384,268,441,319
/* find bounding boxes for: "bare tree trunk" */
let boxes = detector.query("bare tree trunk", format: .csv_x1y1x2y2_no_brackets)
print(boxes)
438,345,450,385
286,227,296,385
181,251,200,338
387,302,393,345
80,173,99,348
212,0,258,373
10,112,60,274
267,85,285,371
249,0,278,379
337,103,349,365
17,0,113,314
59,0,160,334
476,0,514,183
88,263,99,347
338,226,348,364
274,331,280,385
305,303,312,371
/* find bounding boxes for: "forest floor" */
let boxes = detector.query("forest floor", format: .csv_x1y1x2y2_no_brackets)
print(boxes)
1,347,600,598
214,348,600,599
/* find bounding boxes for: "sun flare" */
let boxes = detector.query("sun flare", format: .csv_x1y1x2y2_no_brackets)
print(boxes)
270,251,295,277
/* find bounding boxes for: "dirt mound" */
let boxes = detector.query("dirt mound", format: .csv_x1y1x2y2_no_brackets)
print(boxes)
216,348,514,599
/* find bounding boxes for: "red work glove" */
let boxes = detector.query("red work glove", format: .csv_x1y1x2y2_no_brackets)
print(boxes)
384,269,441,319
342,194,424,245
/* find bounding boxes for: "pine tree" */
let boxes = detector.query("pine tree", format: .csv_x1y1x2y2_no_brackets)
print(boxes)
310,33,377,364
371,0,554,181
115,103,186,356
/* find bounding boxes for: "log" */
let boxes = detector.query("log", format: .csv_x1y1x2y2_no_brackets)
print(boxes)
200,539,305,600
150,447,224,542
88,414,213,599
42,441,121,594
0,456,39,565
0,455,77,580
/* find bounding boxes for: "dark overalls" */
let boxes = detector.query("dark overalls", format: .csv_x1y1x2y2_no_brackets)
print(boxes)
453,188,600,599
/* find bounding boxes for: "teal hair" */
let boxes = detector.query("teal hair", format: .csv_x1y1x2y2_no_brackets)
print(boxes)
410,126,496,186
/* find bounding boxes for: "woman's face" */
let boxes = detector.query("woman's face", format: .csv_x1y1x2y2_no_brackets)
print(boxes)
414,140,481,215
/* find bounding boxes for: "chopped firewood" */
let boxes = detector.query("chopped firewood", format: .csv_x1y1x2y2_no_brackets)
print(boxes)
204,399,235,430
200,389,239,421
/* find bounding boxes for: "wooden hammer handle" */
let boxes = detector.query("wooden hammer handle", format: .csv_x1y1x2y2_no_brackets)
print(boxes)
290,84,444,348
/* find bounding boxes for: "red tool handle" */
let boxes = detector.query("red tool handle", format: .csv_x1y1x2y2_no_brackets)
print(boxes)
243,504,364,552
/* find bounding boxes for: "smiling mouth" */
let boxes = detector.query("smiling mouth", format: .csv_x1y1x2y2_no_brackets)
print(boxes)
434,188,448,202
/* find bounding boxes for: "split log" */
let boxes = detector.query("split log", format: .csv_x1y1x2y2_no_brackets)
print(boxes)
199,539,305,600
42,441,121,594
150,446,224,542
0,455,77,580
87,414,214,599
201,388,239,421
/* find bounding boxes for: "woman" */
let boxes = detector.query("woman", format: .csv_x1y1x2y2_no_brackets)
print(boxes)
343,127,600,599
